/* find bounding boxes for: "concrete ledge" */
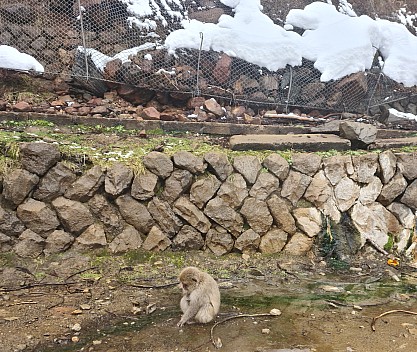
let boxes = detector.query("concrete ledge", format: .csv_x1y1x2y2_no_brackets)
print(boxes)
229,134,352,151
372,136,417,149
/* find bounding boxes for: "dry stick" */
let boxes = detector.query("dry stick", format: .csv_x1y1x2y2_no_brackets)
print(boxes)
371,310,417,331
128,282,178,289
65,266,99,282
0,282,79,292
210,313,278,348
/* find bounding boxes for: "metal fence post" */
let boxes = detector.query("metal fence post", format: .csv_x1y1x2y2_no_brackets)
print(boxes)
77,0,89,80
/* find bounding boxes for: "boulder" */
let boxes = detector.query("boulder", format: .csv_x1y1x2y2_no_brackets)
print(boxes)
105,162,134,196
204,98,224,117
259,228,288,254
205,225,234,256
161,169,193,203
249,172,280,201
204,197,244,238
173,151,206,174
267,195,297,235
3,169,39,208
240,197,273,235
378,150,397,184
143,152,173,179
44,230,74,256
14,229,45,258
52,197,95,235
401,179,417,210
351,154,379,183
233,155,262,185
217,173,248,208
33,162,76,201
293,207,322,238
358,177,383,205
173,225,204,250
148,197,183,238
0,207,25,237
234,229,260,254
396,152,417,181
109,225,143,253
323,155,354,186
16,199,60,237
115,195,155,234
387,202,415,229
190,175,221,209
339,121,377,147
282,232,314,255
173,196,211,234
262,154,290,181
142,226,172,251
204,152,233,181
74,224,107,250
131,170,158,201
291,153,322,176
65,165,105,201
281,170,312,205
19,142,61,176
377,173,408,205
334,177,360,212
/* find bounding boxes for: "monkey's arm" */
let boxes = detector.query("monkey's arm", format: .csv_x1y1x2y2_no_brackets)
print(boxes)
177,295,201,327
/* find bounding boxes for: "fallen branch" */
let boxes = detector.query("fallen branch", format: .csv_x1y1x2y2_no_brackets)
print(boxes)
210,311,281,348
0,282,79,292
371,309,417,331
127,282,178,289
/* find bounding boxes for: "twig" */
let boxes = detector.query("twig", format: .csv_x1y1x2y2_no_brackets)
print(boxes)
371,309,417,331
0,282,79,292
210,313,279,348
8,301,37,306
65,266,98,282
127,282,178,289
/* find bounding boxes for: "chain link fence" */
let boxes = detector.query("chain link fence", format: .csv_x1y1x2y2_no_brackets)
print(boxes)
0,0,416,114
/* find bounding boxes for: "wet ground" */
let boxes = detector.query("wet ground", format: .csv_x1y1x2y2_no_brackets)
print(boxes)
1,249,416,352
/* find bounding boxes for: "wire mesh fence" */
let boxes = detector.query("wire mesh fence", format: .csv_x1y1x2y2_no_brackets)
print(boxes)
0,0,416,114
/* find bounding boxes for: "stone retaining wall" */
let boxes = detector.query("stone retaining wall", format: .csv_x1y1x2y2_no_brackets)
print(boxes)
1,142,416,259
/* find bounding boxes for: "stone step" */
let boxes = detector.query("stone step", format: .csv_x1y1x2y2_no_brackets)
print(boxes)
229,134,351,151
372,136,417,149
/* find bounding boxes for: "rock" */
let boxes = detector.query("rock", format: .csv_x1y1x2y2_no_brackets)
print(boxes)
232,155,262,185
204,152,233,181
115,195,155,234
217,173,248,208
0,233,13,252
336,72,368,107
240,197,273,235
213,53,232,84
65,165,105,201
334,177,360,212
293,207,322,238
259,228,288,254
358,176,383,205
396,152,417,181
262,154,290,180
204,98,224,117
173,196,211,234
234,229,260,254
13,101,32,112
377,172,408,205
281,170,312,205
2,169,39,208
401,179,417,210
140,106,160,120
161,169,193,203
205,225,234,256
33,162,76,201
88,194,124,240
351,154,379,183
131,170,158,201
339,121,377,147
323,155,354,186
16,199,60,237
172,225,204,250
292,153,322,176
378,150,397,184
282,232,314,255
387,202,415,228
249,172,280,200
109,225,143,253
51,197,95,235
0,207,25,237
44,230,74,256
148,197,182,238
142,226,171,251
19,142,61,176
143,151,173,179
267,195,297,235
105,162,133,196
351,202,402,248
204,197,244,238
190,175,221,209
304,170,340,222
14,229,45,258
260,75,279,91
186,96,205,109
74,224,107,250
172,151,206,174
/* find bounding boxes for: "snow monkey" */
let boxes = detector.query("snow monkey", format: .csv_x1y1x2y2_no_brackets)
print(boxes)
177,266,220,327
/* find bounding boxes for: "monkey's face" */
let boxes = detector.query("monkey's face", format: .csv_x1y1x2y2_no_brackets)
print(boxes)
179,269,200,294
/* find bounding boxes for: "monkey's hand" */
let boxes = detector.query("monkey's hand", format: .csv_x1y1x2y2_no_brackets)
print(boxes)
177,317,186,327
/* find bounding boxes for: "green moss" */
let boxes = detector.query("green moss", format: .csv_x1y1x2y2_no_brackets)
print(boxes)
384,234,395,252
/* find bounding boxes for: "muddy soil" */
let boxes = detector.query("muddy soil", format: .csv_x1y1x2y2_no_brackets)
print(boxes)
1,249,416,352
